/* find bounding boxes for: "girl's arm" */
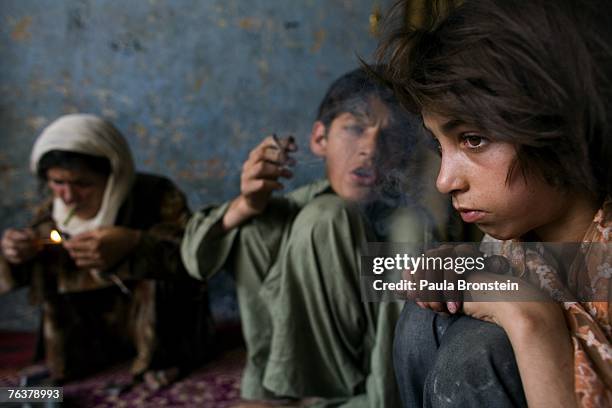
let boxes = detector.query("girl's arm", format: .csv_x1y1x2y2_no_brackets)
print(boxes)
463,272,576,408
504,302,575,408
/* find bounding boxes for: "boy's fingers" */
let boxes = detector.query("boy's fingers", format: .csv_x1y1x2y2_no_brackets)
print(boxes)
277,135,298,152
245,161,290,181
263,147,286,164
252,135,298,164
242,179,284,195
247,146,285,167
250,136,282,157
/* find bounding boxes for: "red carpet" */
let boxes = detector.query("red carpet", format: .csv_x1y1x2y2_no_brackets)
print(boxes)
0,331,38,381
0,325,247,407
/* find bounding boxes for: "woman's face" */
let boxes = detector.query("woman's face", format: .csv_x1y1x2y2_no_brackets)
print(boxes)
47,167,108,220
423,111,574,241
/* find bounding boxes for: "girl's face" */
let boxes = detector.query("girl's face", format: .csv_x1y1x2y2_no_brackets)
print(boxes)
423,111,577,241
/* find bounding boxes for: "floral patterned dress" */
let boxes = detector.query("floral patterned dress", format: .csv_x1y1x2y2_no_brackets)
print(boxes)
500,200,611,407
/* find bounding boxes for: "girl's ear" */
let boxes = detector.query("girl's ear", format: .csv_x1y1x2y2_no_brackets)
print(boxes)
310,121,327,158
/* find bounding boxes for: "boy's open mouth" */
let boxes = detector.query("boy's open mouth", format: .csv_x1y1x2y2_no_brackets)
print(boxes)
351,167,377,186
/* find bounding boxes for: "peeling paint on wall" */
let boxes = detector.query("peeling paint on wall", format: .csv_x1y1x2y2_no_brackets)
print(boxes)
238,16,262,31
0,0,390,231
10,16,32,41
311,28,327,53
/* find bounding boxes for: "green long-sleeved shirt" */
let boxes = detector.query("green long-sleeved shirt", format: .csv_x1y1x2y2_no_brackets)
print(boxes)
182,180,427,407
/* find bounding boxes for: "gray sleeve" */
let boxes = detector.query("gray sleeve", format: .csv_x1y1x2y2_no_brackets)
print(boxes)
180,202,238,281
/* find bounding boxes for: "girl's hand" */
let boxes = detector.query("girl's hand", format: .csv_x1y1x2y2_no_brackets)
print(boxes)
463,271,575,407
462,271,552,328
409,244,486,314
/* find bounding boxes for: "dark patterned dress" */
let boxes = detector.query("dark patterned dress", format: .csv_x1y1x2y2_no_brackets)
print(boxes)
0,173,214,381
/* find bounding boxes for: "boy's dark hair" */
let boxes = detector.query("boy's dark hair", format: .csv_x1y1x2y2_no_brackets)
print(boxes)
37,150,112,180
316,67,403,128
375,0,612,199
317,67,422,206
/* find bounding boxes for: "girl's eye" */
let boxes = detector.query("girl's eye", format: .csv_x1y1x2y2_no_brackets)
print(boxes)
461,134,488,150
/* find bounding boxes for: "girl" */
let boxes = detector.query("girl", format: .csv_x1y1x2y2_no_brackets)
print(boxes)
377,0,611,406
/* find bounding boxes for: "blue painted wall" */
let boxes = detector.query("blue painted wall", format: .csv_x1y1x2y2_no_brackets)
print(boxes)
0,0,390,330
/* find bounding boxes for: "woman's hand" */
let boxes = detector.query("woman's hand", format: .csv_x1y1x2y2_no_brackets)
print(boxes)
63,226,142,271
1,228,40,264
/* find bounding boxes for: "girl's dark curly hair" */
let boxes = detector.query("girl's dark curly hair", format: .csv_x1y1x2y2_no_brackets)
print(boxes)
374,0,612,200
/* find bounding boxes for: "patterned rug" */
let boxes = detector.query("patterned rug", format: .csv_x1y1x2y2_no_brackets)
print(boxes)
0,328,246,407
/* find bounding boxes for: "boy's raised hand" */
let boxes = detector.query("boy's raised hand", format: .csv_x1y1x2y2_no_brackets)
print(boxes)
241,135,296,213
223,135,296,230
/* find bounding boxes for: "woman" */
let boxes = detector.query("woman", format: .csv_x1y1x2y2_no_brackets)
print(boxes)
376,0,611,406
0,113,213,387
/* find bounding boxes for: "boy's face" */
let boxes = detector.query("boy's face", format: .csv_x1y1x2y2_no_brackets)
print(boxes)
423,111,572,241
310,97,393,202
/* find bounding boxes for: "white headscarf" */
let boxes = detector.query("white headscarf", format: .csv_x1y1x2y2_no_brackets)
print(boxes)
30,114,135,236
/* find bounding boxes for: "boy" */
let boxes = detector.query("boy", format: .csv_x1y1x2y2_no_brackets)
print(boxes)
181,68,427,406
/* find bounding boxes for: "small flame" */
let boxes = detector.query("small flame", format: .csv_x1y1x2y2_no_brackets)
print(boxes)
50,230,62,243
